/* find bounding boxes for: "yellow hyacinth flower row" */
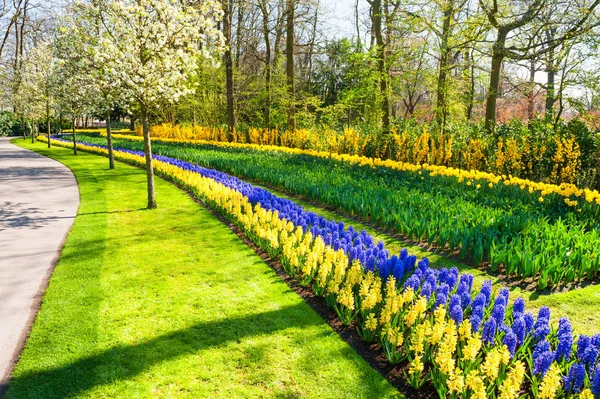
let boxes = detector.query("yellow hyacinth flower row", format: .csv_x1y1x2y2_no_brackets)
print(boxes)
99,131,600,208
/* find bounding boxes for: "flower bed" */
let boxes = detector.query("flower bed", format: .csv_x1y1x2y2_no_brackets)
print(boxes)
43,135,600,399
65,133,600,289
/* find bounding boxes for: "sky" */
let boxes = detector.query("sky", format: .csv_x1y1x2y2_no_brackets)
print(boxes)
319,0,364,39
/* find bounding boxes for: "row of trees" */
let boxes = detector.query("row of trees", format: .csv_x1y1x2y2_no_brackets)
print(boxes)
4,0,224,208
1,0,600,207
184,0,600,136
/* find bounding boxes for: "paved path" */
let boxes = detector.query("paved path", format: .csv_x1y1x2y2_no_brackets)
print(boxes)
0,137,79,392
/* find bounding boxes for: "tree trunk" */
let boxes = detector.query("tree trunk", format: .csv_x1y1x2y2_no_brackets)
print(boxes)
107,111,114,169
544,28,556,118
129,116,135,131
223,0,236,140
484,28,507,132
436,2,453,131
72,118,77,155
355,0,361,48
466,48,475,120
141,104,157,209
285,0,296,131
235,0,243,69
545,60,555,117
30,121,34,143
46,104,51,148
527,59,536,120
372,0,390,137
260,0,272,129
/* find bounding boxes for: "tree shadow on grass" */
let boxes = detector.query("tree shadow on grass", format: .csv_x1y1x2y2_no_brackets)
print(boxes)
3,303,329,399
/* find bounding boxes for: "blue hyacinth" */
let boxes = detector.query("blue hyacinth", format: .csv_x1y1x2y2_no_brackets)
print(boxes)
523,313,535,335
470,314,482,333
497,288,510,307
533,350,555,377
480,280,493,306
450,305,463,325
472,293,486,310
471,305,484,320
482,318,497,345
592,365,600,398
583,346,599,371
563,363,585,394
434,293,448,309
449,294,461,310
534,308,551,342
555,318,573,362
512,316,526,346
503,330,518,357
513,297,525,316
578,335,591,361
533,340,551,361
420,281,433,300
404,275,420,292
436,283,450,299
492,302,506,325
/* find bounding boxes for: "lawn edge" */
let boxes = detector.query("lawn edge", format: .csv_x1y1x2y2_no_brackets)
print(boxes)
1,140,82,398
20,139,413,398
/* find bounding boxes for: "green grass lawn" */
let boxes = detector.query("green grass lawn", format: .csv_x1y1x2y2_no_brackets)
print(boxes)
261,184,600,336
7,140,402,399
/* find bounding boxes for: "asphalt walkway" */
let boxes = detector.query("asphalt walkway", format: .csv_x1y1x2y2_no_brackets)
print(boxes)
0,137,79,392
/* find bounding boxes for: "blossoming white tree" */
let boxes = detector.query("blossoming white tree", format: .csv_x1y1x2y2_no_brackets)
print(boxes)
56,1,123,168
94,0,225,208
18,42,58,147
54,62,98,155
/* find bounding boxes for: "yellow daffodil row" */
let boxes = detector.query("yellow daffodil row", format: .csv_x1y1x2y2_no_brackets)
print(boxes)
40,136,594,399
100,131,600,207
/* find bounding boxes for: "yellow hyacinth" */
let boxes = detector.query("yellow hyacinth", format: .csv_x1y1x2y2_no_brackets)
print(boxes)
365,313,378,331
466,370,486,399
579,389,594,399
538,364,562,399
498,361,526,399
447,368,465,394
462,333,482,362
409,355,424,376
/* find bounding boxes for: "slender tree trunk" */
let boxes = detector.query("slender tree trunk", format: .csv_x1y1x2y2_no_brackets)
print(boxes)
527,59,536,120
46,104,51,148
235,0,243,69
545,56,556,118
223,0,236,140
484,28,507,132
30,121,34,143
260,0,272,129
72,118,77,155
286,0,296,131
372,0,390,137
355,0,361,48
436,2,453,131
141,104,157,209
466,48,475,120
544,28,556,118
107,111,114,169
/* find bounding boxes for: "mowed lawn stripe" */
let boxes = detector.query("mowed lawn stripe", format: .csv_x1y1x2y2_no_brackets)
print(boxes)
6,140,401,399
